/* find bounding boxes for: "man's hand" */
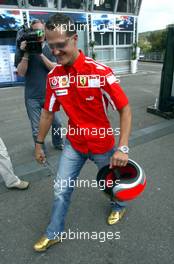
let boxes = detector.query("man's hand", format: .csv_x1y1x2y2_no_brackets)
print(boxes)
109,151,128,168
35,144,46,164
20,40,27,51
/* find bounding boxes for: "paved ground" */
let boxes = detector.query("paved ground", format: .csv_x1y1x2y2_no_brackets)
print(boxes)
0,62,174,264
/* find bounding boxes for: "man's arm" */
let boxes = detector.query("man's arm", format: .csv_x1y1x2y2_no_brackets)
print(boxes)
110,104,132,168
17,52,29,76
118,104,132,147
35,109,54,163
14,47,23,68
16,41,29,77
40,53,57,71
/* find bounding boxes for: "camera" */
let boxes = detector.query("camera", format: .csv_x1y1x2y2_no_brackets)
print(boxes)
16,25,44,54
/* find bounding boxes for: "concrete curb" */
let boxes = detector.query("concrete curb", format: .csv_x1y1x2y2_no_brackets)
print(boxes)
0,119,173,190
129,120,174,147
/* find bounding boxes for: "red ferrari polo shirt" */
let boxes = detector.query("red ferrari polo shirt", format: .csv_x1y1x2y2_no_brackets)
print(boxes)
44,50,129,154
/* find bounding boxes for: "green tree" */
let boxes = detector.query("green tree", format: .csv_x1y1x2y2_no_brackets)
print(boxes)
147,30,167,52
138,37,151,53
138,29,167,53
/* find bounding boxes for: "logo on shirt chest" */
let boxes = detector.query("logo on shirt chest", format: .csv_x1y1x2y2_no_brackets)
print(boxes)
77,75,101,88
49,75,70,89
55,89,68,96
79,76,87,86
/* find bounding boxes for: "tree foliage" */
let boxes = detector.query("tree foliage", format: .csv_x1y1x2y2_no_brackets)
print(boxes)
138,29,167,53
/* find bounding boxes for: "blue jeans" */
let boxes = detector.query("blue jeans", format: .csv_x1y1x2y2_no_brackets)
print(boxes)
25,98,63,147
46,139,126,240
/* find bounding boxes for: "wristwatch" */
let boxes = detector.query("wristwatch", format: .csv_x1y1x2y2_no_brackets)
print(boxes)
117,145,129,154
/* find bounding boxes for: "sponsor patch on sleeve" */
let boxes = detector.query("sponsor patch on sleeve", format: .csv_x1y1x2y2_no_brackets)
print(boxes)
106,73,117,85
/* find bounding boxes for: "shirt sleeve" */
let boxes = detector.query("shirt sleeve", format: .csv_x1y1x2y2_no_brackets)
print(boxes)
44,77,60,112
101,68,129,111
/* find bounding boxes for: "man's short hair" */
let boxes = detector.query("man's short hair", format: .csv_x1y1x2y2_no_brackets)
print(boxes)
45,13,76,36
30,19,45,27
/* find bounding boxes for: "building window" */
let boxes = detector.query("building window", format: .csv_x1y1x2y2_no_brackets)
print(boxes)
116,32,133,45
117,0,137,13
119,32,124,45
94,0,115,12
62,0,85,9
117,0,127,12
94,32,113,46
116,47,131,60
28,0,53,7
94,32,102,45
126,32,132,44
103,32,113,45
129,0,137,13
0,0,18,5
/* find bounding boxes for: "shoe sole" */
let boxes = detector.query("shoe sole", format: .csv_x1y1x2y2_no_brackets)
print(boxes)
8,184,30,190
34,240,61,252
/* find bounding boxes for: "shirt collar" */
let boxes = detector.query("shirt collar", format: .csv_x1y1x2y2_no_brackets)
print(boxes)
65,50,85,72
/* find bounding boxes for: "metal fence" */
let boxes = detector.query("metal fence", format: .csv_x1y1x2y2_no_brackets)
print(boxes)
139,52,164,63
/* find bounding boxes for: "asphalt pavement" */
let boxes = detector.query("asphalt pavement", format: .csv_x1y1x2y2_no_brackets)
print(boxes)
0,62,174,264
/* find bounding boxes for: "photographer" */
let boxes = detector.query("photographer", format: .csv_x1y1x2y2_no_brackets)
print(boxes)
15,19,64,150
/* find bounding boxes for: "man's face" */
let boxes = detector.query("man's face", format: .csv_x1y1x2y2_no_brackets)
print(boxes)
31,22,45,43
45,27,78,66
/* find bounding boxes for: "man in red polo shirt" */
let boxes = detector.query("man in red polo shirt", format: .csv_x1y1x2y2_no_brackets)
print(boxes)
34,13,132,252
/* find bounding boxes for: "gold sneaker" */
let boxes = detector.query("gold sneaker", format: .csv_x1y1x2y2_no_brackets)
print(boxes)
107,209,126,225
33,235,61,252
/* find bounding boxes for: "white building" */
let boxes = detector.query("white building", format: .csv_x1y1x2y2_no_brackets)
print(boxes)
0,0,142,86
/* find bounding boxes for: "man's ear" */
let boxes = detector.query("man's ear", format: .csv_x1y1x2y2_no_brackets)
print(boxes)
73,34,78,47
74,34,78,41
